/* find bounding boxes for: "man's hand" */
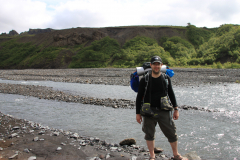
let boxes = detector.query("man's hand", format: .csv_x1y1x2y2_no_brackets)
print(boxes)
173,110,179,120
136,114,142,124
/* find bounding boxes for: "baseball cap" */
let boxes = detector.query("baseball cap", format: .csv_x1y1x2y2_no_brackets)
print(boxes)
150,56,162,64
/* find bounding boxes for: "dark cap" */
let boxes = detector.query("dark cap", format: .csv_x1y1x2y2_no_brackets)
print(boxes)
151,56,162,64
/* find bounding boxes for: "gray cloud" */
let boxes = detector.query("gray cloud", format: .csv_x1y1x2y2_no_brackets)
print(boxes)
1,0,240,34
208,0,240,21
48,9,106,29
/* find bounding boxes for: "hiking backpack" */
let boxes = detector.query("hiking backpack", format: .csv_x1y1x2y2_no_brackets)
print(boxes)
130,65,174,93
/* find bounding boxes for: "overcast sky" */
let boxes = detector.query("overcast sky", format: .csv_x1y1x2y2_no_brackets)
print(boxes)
1,0,240,34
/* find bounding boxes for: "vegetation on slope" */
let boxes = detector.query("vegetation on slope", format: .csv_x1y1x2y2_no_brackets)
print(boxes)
0,24,240,69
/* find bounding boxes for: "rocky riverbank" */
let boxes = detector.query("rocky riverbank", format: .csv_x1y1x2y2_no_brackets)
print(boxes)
0,68,239,160
0,112,149,160
0,112,201,160
0,68,239,86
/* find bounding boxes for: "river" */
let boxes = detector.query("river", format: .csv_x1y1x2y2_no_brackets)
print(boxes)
0,79,239,159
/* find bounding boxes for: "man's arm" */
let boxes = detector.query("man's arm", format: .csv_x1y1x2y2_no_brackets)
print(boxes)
136,77,145,124
167,76,179,120
167,76,177,108
136,114,142,124
136,77,145,114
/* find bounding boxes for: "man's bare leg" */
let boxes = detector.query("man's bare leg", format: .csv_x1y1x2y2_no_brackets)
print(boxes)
147,140,155,158
170,141,179,156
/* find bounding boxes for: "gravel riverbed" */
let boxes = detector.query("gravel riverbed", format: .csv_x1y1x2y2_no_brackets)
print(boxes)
0,68,239,160
0,68,239,86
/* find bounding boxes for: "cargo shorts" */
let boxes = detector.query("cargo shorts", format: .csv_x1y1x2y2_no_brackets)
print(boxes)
142,109,178,143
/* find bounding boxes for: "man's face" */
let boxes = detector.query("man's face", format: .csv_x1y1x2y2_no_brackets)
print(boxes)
150,62,162,74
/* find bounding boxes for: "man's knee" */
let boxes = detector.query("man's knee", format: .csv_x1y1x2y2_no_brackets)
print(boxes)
168,136,178,143
144,134,155,141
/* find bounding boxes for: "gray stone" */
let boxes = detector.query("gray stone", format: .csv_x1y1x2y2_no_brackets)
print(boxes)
154,147,163,153
105,153,110,159
28,156,37,160
183,151,201,160
33,137,39,141
110,147,118,151
12,126,20,130
80,142,86,146
131,156,137,160
70,133,79,139
56,147,62,151
53,132,60,136
9,133,18,138
9,153,18,159
29,130,34,133
38,130,45,135
64,131,70,136
23,148,30,153
22,126,27,130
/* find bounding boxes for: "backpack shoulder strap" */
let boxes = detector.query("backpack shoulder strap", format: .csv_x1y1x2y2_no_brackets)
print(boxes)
142,71,150,103
162,73,169,94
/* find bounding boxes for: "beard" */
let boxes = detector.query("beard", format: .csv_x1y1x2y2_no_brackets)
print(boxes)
152,70,160,74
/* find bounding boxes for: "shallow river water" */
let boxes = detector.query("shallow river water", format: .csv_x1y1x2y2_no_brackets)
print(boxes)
0,79,239,159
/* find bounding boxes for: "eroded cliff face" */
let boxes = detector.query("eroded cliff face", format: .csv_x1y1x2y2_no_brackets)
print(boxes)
53,31,106,46
7,27,186,47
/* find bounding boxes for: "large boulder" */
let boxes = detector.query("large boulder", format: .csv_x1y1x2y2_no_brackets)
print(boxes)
119,138,136,146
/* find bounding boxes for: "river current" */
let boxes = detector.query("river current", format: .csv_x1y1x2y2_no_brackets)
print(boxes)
0,79,239,159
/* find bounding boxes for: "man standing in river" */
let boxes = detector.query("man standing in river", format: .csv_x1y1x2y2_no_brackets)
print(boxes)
136,56,186,160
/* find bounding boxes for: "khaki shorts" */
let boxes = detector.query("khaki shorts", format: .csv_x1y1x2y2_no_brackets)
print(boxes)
142,110,177,143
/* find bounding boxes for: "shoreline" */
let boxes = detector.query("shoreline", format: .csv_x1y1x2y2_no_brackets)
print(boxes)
0,111,139,160
0,68,239,87
0,83,224,113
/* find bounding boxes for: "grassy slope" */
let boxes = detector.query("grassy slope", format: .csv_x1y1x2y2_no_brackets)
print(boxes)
0,25,240,69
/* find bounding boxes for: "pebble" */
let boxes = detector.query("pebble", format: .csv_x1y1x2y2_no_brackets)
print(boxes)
105,153,110,159
9,133,18,138
53,132,60,136
70,133,79,139
56,147,62,151
23,148,30,153
28,156,37,160
9,153,18,159
38,130,45,135
33,137,39,141
12,126,20,130
131,156,137,160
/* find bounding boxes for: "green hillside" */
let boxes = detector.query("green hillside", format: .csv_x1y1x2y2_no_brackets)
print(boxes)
0,24,240,69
